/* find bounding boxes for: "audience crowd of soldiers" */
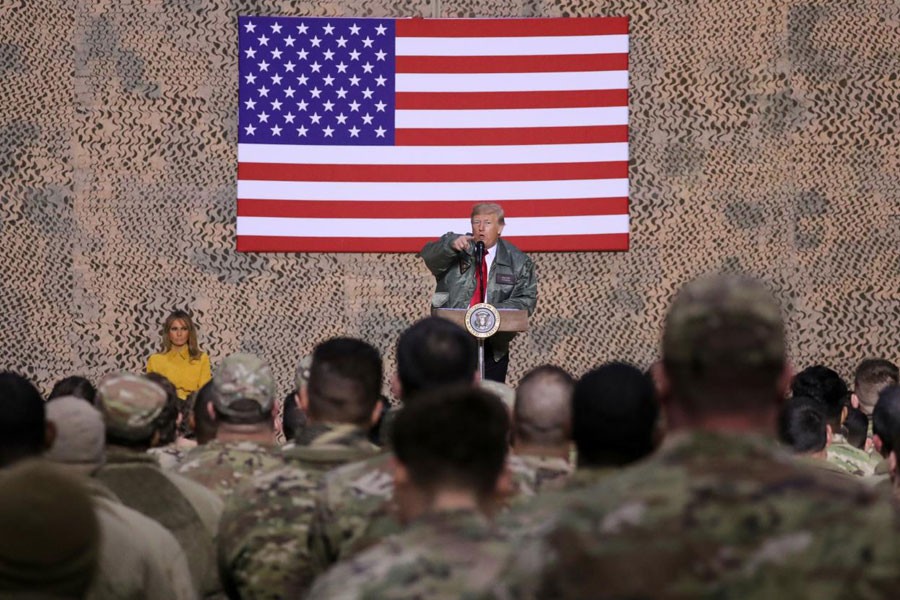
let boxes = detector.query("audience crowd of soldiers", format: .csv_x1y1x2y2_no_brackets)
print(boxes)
3,273,900,598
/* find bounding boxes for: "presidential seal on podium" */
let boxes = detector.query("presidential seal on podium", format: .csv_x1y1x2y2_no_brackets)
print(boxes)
465,303,500,338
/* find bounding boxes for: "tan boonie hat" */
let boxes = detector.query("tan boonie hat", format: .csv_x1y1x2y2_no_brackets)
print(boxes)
97,373,167,441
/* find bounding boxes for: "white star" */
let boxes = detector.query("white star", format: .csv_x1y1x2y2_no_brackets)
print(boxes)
258,34,269,46
362,113,374,124
323,23,335,35
362,36,374,48
258,85,270,97
323,49,335,61
284,35,296,47
323,100,335,111
349,126,360,137
271,22,282,34
244,123,256,134
244,48,256,59
310,113,322,124
258,60,270,71
271,99,282,110
271,124,282,135
297,74,309,85
244,73,256,84
297,49,309,60
284,61,296,73
375,126,386,137
297,99,308,111
284,112,295,124
310,87,322,98
271,73,283,85
323,74,335,86
349,75,361,86
349,49,361,60
258,111,269,123
244,21,256,33
375,100,386,112
271,48,282,60
297,23,308,35
297,125,308,136
349,23,361,35
336,36,348,48
336,62,348,74
310,36,321,47
362,62,374,74
375,75,386,86
284,86,296,98
362,88,374,99
336,113,348,124
244,98,256,109
323,126,334,137
349,100,361,112
310,61,321,73
336,87,348,99
375,24,387,35
375,49,387,61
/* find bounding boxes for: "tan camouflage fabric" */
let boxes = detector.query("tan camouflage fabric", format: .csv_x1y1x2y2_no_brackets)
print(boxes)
148,442,191,470
505,453,573,507
307,509,512,599
826,434,881,477
212,352,275,417
217,423,381,599
490,431,900,599
175,440,283,499
97,373,167,441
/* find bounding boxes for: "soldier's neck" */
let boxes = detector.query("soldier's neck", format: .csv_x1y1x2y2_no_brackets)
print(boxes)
428,489,481,514
512,443,570,461
214,424,276,445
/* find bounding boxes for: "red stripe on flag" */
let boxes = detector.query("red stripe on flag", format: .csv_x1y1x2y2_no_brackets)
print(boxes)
238,161,628,183
396,17,629,38
237,198,630,219
396,53,628,74
395,125,629,146
395,90,629,110
237,233,629,253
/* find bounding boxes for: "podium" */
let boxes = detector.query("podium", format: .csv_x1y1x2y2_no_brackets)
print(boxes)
431,307,529,380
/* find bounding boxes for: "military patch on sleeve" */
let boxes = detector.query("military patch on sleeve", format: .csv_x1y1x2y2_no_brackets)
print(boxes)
459,258,471,274
496,273,516,285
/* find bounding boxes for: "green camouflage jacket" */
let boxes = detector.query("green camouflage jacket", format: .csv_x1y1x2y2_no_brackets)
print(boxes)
216,423,380,600
307,509,512,599
826,433,881,477
175,440,283,499
419,233,537,360
489,431,900,599
505,453,573,507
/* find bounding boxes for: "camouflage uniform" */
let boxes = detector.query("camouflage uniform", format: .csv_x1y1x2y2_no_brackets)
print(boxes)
505,453,573,507
307,509,512,599
217,423,381,599
148,440,194,470
826,432,881,477
175,440,284,499
491,431,900,598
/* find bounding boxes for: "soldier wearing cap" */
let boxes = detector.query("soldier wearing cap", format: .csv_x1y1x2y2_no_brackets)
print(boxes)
491,274,900,597
93,373,223,597
175,353,285,499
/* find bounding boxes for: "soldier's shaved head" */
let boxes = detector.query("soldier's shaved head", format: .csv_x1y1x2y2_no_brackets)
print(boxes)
513,365,574,448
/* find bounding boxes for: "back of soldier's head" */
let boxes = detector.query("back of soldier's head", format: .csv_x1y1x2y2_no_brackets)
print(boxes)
854,359,899,415
778,396,827,454
98,373,172,449
663,274,786,414
843,407,868,450
212,353,276,425
0,372,46,468
144,372,179,444
572,362,658,467
396,317,477,399
193,381,219,444
872,385,900,456
791,365,849,429
513,365,574,448
49,375,97,406
392,385,509,500
307,337,382,427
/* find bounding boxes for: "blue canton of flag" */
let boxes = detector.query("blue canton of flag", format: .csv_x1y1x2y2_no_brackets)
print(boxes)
238,16,396,145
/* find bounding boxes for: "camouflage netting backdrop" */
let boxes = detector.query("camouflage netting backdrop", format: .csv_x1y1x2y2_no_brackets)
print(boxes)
1,0,898,401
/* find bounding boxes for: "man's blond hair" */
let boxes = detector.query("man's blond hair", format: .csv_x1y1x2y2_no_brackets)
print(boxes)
470,203,505,225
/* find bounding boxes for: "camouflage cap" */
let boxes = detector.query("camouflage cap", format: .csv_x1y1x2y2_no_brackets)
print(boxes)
212,352,275,418
293,353,313,392
97,373,167,441
663,274,785,369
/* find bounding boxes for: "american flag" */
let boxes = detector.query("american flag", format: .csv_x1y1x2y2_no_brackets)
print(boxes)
237,16,629,252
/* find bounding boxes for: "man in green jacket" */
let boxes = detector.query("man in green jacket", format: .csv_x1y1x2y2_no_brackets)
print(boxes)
419,202,538,382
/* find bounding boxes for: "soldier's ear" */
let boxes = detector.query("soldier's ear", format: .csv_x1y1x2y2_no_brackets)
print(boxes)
874,434,884,455
850,393,860,409
825,424,833,447
299,385,310,413
890,450,897,475
390,372,402,401
391,455,409,486
775,360,793,404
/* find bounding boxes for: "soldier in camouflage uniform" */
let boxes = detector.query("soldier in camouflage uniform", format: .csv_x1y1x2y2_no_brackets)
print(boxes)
307,385,513,599
175,353,285,499
490,274,900,598
216,338,384,599
308,317,478,573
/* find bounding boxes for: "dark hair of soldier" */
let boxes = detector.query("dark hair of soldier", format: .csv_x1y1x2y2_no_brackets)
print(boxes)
873,385,900,456
192,380,219,444
391,384,509,500
791,365,850,429
854,359,900,413
307,337,383,426
0,372,46,468
48,375,97,406
778,395,828,454
395,316,478,399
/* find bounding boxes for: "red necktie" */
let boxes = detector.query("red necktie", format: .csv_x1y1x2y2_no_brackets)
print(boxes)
469,248,488,307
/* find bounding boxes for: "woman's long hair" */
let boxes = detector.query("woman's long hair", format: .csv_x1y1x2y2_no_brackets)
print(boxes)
160,310,202,360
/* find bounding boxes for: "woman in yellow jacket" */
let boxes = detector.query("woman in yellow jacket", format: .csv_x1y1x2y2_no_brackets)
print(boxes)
146,310,211,401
